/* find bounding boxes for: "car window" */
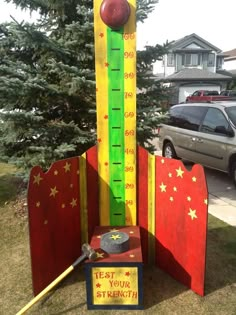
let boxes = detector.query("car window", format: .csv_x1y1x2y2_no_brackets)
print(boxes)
225,106,236,126
180,106,207,131
192,91,201,96
167,106,184,127
230,91,236,96
220,91,227,96
200,108,230,136
167,106,207,130
208,91,219,96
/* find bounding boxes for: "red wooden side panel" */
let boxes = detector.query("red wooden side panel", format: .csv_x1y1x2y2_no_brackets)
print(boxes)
137,146,149,263
155,156,208,296
28,157,82,295
86,146,99,241
28,146,100,295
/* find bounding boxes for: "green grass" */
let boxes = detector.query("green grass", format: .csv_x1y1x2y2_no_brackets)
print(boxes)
0,163,236,315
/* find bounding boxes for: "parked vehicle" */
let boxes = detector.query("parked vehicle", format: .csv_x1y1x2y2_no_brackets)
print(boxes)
186,90,230,103
220,90,236,97
158,102,236,185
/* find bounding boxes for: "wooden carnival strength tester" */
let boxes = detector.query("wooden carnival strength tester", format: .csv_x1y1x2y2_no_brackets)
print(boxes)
24,0,208,313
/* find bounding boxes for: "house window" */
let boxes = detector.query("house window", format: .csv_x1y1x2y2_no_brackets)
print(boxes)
208,53,215,66
217,57,223,69
167,53,175,66
182,54,200,66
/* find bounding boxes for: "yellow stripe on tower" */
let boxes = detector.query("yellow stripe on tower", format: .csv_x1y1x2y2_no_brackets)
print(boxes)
94,0,110,225
148,153,156,263
79,154,88,244
124,0,136,225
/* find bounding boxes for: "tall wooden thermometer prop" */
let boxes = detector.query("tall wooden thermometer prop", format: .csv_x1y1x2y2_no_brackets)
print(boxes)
94,0,136,226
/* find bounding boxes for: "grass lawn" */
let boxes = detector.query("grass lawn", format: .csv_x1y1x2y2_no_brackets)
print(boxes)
0,162,236,315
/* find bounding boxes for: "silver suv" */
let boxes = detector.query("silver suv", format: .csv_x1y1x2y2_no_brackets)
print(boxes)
158,102,236,186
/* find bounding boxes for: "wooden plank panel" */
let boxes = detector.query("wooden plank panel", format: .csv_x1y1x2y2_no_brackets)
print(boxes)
155,156,208,296
79,153,88,245
86,146,99,241
137,146,149,263
28,157,81,295
148,152,156,264
124,0,137,226
94,0,110,225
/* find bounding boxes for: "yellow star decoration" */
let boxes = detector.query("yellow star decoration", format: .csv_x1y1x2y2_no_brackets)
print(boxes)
96,252,104,259
77,170,80,175
192,176,197,182
204,199,208,205
54,170,58,175
70,198,77,208
50,186,58,197
110,234,121,240
188,208,198,220
187,196,191,202
36,201,40,208
173,186,177,192
63,162,71,172
129,231,134,234
160,182,167,192
170,196,174,202
33,173,43,185
70,184,74,188
129,254,135,258
97,235,101,239
161,159,165,164
176,167,184,178
61,203,65,208
168,173,172,177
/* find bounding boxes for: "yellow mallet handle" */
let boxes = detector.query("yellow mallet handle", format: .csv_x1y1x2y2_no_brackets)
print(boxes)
16,243,97,314
16,265,73,315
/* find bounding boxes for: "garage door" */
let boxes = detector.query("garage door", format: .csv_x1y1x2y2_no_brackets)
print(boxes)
178,85,221,103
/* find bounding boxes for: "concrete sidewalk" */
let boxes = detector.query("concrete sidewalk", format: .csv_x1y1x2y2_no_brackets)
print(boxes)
153,138,236,227
205,168,236,227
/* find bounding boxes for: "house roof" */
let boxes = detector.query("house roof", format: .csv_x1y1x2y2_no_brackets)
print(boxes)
164,68,232,81
169,33,222,53
223,48,236,61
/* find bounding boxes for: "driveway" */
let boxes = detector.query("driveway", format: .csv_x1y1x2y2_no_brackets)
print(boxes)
153,138,236,227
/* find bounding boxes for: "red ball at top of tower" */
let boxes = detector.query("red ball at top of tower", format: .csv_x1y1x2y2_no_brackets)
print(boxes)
100,0,131,29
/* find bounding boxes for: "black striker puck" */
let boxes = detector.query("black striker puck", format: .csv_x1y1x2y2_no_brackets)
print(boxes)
100,231,130,253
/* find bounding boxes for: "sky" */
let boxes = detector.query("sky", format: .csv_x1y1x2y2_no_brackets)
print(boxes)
0,0,235,52
137,0,235,52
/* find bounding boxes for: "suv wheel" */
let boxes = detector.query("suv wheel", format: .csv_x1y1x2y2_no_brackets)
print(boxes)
231,161,236,186
163,142,178,159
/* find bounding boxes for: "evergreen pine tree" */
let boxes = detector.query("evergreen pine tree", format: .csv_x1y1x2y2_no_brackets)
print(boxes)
0,0,168,175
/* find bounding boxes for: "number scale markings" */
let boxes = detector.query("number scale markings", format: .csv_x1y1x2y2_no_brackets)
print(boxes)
94,0,136,226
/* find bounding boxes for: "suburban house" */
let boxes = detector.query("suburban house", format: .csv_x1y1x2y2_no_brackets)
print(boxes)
153,33,232,104
223,48,236,71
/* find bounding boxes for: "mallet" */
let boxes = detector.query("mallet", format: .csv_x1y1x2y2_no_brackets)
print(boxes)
16,243,97,315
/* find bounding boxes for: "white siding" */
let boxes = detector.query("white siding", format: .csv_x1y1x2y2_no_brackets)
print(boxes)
224,59,236,70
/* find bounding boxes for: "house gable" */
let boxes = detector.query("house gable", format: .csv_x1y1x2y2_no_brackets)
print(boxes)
170,33,221,53
183,43,205,50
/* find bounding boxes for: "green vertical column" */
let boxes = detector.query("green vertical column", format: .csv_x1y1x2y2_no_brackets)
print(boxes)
107,28,125,226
